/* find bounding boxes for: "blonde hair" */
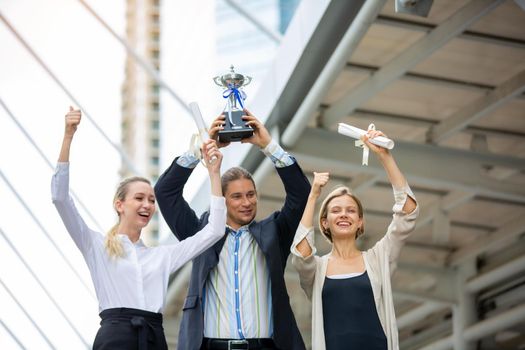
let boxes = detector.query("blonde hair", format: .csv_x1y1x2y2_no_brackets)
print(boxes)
318,185,364,242
105,176,151,258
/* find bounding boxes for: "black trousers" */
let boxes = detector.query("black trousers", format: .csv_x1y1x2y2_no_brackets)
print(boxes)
93,307,168,350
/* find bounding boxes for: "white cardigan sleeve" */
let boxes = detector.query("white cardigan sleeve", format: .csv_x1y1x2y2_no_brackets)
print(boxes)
370,183,419,274
290,223,318,300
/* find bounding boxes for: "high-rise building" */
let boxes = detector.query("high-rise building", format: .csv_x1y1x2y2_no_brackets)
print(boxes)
121,0,162,243
120,0,299,245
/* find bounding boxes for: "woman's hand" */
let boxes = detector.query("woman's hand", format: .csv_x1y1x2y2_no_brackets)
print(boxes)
58,106,81,162
361,128,389,158
202,139,222,174
310,172,329,199
203,139,223,197
65,106,81,138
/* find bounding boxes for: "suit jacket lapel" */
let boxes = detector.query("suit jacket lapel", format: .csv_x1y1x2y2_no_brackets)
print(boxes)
202,232,227,272
249,221,264,253
213,233,227,260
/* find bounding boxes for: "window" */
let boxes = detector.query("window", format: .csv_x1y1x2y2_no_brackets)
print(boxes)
151,84,160,95
151,101,160,111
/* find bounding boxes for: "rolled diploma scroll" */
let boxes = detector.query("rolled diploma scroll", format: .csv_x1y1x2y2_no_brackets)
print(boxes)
338,123,394,166
337,123,394,149
189,101,216,162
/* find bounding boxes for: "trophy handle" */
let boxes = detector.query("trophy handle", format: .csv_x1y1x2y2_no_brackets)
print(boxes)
243,76,252,86
213,76,224,87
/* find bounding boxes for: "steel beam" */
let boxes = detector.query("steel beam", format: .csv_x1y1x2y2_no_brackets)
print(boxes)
290,128,525,203
397,302,445,329
466,254,525,293
418,303,525,350
375,15,525,50
429,69,525,144
449,215,525,266
324,0,505,126
281,0,380,147
349,107,525,141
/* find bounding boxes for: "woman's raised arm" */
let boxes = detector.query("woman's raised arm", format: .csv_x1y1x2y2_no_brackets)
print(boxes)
52,106,96,253
363,130,417,214
294,172,329,257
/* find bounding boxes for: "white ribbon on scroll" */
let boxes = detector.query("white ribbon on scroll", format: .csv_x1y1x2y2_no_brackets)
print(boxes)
189,101,216,164
337,122,394,166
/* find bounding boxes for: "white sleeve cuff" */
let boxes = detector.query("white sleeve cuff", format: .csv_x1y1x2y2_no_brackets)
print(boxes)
392,182,416,214
261,139,280,157
55,162,69,173
291,223,316,258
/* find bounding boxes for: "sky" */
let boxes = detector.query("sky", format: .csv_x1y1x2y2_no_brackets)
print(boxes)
0,0,280,348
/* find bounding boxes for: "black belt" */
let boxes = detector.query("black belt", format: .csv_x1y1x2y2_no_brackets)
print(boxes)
100,307,163,350
202,337,276,350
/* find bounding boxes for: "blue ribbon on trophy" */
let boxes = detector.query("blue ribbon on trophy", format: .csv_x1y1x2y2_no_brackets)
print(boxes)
222,86,247,128
223,86,246,108
214,65,253,142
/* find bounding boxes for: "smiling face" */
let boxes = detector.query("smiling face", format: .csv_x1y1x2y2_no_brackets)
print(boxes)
318,187,364,243
322,195,363,241
115,180,156,231
224,178,257,229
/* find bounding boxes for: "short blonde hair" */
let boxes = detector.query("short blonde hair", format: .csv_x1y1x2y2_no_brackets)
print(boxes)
318,185,364,242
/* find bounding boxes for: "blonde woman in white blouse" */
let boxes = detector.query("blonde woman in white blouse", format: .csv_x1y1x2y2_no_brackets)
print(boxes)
291,129,418,350
52,107,226,350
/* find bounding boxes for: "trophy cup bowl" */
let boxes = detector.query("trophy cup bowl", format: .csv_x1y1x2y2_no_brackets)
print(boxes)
213,65,254,143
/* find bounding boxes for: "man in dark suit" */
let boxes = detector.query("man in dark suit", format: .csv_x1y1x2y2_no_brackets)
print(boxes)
155,111,309,350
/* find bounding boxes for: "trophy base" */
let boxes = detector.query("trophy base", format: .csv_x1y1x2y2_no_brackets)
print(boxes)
218,109,254,142
218,128,254,143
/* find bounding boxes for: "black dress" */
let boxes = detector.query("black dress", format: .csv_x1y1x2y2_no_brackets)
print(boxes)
322,271,387,350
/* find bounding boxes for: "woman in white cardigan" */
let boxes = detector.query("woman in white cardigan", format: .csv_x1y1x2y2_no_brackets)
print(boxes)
291,128,418,350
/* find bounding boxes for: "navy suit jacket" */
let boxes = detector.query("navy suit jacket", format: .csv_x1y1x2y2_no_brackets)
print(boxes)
155,157,310,350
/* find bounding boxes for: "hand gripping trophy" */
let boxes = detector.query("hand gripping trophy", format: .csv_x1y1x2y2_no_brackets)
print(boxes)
213,65,253,142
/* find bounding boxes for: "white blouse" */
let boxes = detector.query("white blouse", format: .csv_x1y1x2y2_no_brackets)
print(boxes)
51,162,226,313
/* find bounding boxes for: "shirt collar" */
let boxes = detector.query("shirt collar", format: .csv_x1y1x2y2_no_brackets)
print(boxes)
118,234,147,247
226,223,252,236
134,238,147,248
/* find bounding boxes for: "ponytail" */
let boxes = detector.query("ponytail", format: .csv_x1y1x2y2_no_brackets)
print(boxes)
105,223,124,258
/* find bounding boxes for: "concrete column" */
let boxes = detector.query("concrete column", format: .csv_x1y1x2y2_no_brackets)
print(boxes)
452,259,477,350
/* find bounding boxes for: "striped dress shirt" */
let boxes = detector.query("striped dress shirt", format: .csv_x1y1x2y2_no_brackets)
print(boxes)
202,225,273,338
177,138,293,339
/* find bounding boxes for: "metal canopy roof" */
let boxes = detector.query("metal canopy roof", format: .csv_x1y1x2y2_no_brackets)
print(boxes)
168,1,525,349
